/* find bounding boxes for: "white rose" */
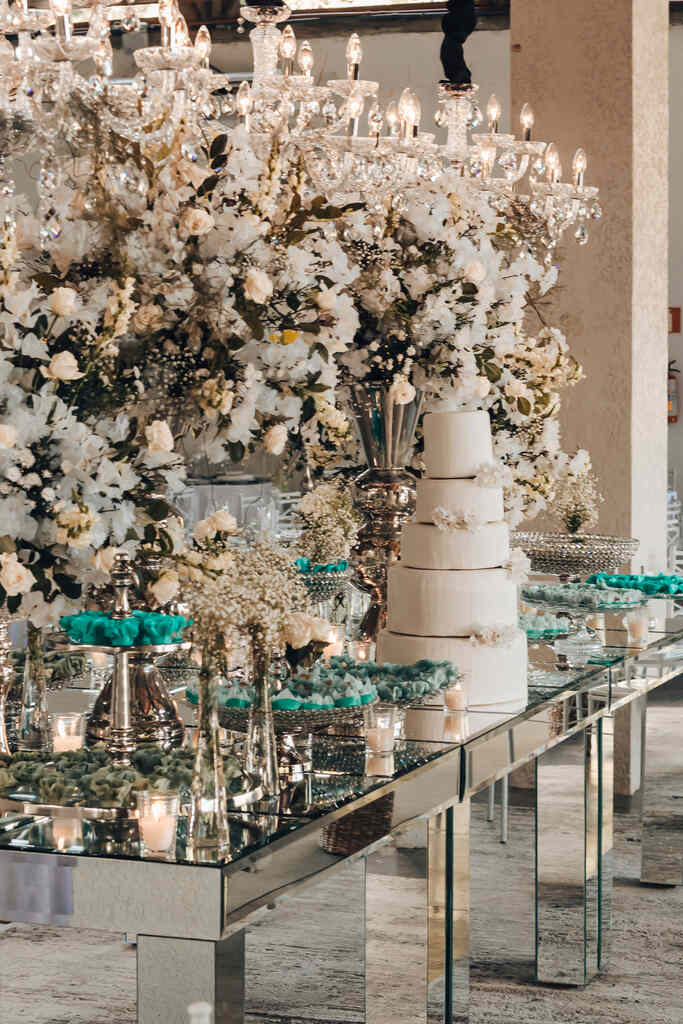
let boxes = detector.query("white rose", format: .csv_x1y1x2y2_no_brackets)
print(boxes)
0,552,35,596
474,376,491,398
205,552,233,573
464,261,487,285
133,303,164,335
149,570,180,606
179,207,214,239
44,351,84,381
505,378,528,399
263,423,288,456
194,517,216,543
144,420,174,453
285,611,313,650
389,376,416,406
0,424,17,448
310,616,333,643
92,547,119,573
244,267,273,304
49,286,78,318
315,288,337,312
211,507,237,534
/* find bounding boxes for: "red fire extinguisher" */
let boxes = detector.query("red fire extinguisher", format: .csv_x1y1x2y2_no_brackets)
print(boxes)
669,359,679,424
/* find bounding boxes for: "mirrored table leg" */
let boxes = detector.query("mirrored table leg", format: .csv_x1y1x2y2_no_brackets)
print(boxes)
137,931,245,1024
366,801,470,1024
640,679,683,885
536,718,612,986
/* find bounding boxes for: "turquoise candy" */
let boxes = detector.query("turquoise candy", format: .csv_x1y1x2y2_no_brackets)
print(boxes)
334,695,361,708
224,697,251,708
272,697,302,710
60,610,192,647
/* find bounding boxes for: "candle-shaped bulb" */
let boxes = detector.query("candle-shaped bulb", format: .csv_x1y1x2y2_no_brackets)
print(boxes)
95,35,113,76
572,147,587,187
398,88,420,137
158,0,175,45
486,93,501,133
297,40,314,77
346,88,364,121
236,79,253,117
194,25,211,66
346,32,362,79
280,24,296,62
172,13,191,49
386,99,399,136
520,102,534,141
544,141,560,183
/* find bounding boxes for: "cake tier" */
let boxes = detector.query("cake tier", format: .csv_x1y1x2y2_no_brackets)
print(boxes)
401,521,509,571
423,410,493,479
387,566,517,636
416,478,504,524
377,629,528,712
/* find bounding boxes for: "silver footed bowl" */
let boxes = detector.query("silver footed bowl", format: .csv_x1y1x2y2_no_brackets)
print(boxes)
511,532,640,578
299,567,352,603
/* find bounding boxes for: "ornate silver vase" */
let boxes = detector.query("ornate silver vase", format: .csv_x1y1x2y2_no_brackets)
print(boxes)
245,627,280,811
18,624,51,753
188,645,230,855
347,384,424,641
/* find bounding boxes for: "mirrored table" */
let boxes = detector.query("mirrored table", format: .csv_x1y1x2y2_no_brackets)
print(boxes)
1,607,681,1023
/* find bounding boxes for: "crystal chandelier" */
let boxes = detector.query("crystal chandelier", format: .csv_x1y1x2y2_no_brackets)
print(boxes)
0,0,599,253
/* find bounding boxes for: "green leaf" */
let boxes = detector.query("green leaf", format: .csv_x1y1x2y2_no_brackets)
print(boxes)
306,383,331,394
7,594,21,615
286,293,301,311
197,175,219,197
229,441,245,463
517,397,532,416
311,342,329,363
209,134,228,159
145,498,173,522
302,396,316,422
297,321,320,335
484,361,502,383
211,154,228,171
53,573,82,601
461,282,478,296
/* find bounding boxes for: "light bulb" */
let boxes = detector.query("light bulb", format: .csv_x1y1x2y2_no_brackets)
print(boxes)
346,89,364,121
572,147,587,187
398,88,420,137
386,100,399,137
544,142,560,183
346,32,362,79
486,93,501,133
298,40,313,77
520,102,534,141
236,79,252,117
172,13,190,49
194,25,211,66
280,25,296,62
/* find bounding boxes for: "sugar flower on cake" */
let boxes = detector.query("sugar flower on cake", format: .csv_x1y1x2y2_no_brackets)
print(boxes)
475,461,514,489
469,625,519,648
433,507,485,533
504,548,532,583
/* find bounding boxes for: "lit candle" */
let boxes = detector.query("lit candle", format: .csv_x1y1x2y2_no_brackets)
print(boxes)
280,25,296,77
49,0,72,43
545,142,561,184
520,102,534,142
297,40,314,79
386,100,400,137
444,681,467,711
486,93,501,134
572,147,587,188
51,816,81,851
91,651,107,668
323,625,345,661
365,725,395,753
346,33,362,81
137,792,179,856
365,752,394,777
51,714,83,753
348,640,375,663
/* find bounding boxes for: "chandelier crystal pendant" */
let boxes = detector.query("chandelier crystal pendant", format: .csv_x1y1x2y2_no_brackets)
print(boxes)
0,0,599,257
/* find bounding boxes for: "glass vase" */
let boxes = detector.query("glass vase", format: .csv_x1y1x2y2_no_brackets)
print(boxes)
347,383,424,640
18,623,51,753
0,615,14,756
245,628,280,810
188,647,229,856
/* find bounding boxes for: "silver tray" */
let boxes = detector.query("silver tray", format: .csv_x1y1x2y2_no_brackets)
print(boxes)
218,701,370,735
512,531,639,578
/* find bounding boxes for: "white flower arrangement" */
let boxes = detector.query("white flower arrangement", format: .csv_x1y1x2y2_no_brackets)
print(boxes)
469,625,519,648
475,461,515,489
504,549,532,584
433,507,485,533
296,480,362,562
551,450,604,534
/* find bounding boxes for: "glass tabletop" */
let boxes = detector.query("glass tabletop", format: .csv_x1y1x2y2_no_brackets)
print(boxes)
1,603,682,869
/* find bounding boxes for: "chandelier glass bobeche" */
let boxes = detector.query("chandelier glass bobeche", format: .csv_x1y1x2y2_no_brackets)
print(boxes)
0,0,599,251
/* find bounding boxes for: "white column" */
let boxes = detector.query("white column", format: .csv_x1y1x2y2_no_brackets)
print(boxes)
510,0,669,568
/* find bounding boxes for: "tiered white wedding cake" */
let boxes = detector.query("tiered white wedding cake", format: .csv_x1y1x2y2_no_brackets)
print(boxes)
377,410,528,712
